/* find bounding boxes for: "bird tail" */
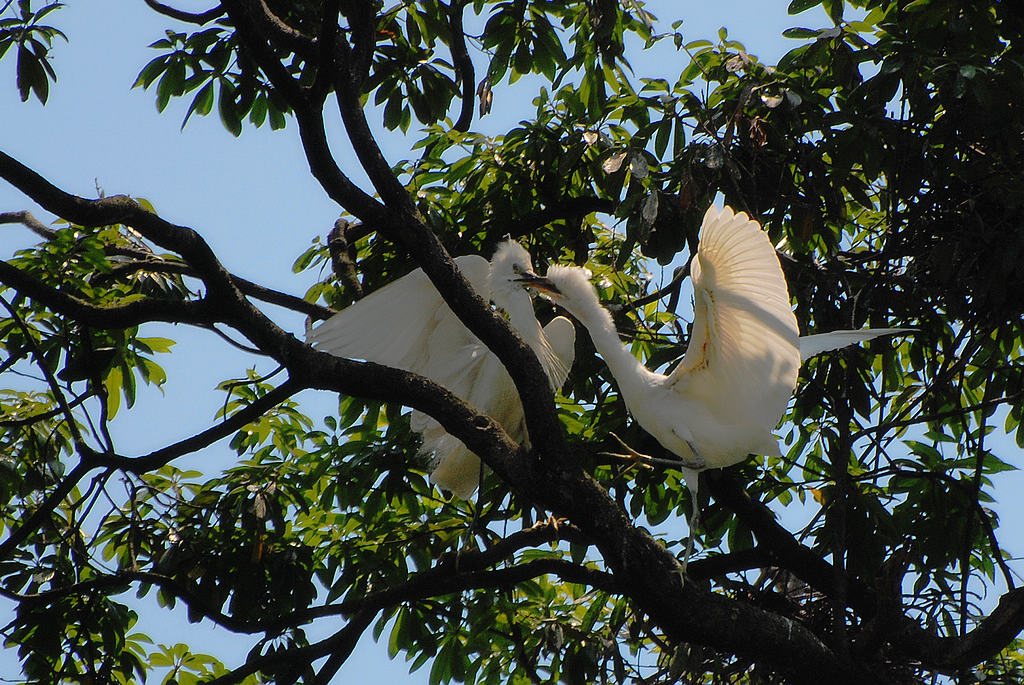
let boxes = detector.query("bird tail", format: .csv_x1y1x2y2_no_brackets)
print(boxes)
799,328,912,361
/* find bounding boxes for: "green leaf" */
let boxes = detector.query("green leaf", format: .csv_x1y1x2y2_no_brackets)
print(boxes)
181,81,214,128
217,79,241,136
788,0,822,14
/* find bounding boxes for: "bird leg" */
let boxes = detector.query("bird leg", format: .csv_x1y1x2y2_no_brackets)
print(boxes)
678,468,702,576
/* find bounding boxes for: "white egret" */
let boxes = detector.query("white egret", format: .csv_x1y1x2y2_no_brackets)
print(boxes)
308,241,576,498
528,205,906,504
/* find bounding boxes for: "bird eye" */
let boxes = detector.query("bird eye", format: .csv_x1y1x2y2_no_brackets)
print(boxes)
512,264,522,274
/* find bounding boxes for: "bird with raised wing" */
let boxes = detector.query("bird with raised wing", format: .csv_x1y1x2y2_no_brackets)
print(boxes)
308,241,576,498
527,205,906,503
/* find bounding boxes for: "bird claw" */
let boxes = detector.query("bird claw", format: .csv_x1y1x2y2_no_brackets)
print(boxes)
533,515,568,532
603,432,706,471
604,432,659,474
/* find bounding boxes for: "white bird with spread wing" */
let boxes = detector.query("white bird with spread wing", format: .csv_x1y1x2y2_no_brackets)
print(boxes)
529,205,906,496
308,241,576,499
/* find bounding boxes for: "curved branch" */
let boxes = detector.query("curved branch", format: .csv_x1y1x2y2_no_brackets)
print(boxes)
2,213,332,321
926,587,1024,670
99,259,333,320
206,608,377,685
0,210,57,239
91,378,301,473
447,1,476,132
142,0,225,24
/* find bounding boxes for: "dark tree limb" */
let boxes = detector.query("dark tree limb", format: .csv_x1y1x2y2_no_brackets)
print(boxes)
0,212,332,320
223,0,569,477
0,259,217,328
205,607,378,685
447,0,476,132
922,587,1024,670
142,0,225,25
0,461,91,562
704,468,1024,675
90,378,302,473
338,0,375,88
312,0,341,99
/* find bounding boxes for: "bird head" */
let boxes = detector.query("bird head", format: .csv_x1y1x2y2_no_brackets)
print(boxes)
520,264,599,317
489,240,541,303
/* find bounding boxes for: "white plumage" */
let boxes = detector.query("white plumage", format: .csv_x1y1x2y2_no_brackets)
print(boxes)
308,241,575,498
535,205,906,490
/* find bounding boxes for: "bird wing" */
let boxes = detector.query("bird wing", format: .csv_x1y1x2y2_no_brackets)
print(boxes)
667,206,800,435
308,255,497,498
799,328,911,361
307,254,491,374
541,316,576,389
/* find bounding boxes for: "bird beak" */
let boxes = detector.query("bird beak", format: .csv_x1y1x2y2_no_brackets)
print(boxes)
516,272,561,294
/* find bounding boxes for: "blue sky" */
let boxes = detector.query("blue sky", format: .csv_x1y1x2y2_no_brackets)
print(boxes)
1,1,1021,682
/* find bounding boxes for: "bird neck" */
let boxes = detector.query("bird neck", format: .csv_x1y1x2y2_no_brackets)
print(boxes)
499,292,557,376
569,298,655,396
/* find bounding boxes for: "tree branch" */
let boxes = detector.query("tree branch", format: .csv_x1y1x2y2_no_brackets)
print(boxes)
90,378,301,472
0,209,57,239
447,0,476,132
0,461,91,562
0,259,217,328
142,0,225,25
206,607,378,685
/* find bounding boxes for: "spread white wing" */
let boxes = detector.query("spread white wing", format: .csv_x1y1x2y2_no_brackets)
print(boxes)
667,206,801,440
309,256,497,497
307,255,491,374
309,254,577,499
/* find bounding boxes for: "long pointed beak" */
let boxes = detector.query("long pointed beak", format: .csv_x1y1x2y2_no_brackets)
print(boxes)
515,272,561,294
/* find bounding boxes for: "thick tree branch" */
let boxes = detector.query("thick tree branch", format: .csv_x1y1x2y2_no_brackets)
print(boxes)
338,0,375,88
924,587,1024,670
98,258,332,320
524,461,861,682
219,1,569,477
1,212,332,320
0,152,536,494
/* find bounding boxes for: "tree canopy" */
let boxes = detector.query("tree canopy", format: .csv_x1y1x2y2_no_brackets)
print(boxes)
1,0,1023,683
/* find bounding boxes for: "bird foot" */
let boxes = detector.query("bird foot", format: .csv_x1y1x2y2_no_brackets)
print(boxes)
531,515,569,533
602,432,706,471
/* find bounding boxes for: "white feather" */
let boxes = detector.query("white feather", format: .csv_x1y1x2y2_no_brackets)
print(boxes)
799,328,911,360
308,243,576,498
541,205,907,475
